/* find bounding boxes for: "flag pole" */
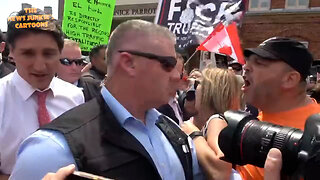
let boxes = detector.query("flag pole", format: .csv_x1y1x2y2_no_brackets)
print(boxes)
184,49,199,67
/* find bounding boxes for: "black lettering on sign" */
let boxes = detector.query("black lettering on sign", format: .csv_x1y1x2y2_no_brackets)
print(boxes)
88,4,102,14
131,8,156,15
92,28,108,36
132,9,138,15
79,13,99,22
67,16,74,21
78,25,89,31
67,23,77,29
72,2,82,8
81,32,104,42
94,0,111,8
114,9,129,16
69,10,76,16
65,29,80,37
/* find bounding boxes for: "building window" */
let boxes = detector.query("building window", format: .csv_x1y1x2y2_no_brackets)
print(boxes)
249,0,271,11
285,0,309,9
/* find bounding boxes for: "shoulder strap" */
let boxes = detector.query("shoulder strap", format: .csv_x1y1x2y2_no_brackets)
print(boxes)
156,115,193,180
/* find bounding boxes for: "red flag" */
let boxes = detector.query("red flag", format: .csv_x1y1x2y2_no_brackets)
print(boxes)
218,46,232,56
197,22,245,65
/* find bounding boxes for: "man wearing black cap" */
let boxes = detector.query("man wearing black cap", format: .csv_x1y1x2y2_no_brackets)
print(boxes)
237,37,320,180
228,59,243,76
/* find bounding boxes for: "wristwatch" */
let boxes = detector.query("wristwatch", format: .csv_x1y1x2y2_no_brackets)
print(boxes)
189,131,203,139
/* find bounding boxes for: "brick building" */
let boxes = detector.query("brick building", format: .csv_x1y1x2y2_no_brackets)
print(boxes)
240,0,320,60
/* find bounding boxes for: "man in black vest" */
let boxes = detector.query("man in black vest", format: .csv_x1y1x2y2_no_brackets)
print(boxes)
10,20,203,180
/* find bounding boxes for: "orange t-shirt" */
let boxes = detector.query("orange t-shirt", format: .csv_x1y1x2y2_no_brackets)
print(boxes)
236,100,320,180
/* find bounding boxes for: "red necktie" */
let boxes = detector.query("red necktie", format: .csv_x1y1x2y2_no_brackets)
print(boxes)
36,90,51,127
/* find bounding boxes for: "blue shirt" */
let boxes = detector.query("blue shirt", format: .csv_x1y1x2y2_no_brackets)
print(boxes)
10,87,203,180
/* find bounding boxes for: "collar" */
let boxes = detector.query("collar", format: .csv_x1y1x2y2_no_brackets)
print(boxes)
12,70,57,101
101,86,134,125
73,80,79,86
100,86,161,126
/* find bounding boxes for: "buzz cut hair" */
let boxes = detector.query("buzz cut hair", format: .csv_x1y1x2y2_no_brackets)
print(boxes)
106,19,176,66
64,38,80,48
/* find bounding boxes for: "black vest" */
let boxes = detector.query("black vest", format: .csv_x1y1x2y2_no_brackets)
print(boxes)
77,77,101,102
42,95,193,180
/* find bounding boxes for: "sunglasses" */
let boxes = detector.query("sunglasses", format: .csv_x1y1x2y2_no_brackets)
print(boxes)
118,50,177,72
60,58,87,66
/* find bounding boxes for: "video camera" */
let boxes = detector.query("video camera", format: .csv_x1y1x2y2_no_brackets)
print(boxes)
218,111,320,180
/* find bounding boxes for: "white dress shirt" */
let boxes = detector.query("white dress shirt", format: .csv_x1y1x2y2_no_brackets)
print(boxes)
0,70,84,174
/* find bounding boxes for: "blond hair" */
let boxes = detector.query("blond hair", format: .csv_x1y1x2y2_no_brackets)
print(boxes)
63,38,79,48
200,68,240,113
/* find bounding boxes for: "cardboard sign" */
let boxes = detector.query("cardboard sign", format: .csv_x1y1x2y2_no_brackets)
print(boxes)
62,0,115,52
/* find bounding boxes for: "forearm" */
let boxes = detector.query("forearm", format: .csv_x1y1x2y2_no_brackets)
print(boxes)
193,137,232,180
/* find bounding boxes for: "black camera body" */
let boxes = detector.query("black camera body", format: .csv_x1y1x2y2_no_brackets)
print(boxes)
218,111,320,179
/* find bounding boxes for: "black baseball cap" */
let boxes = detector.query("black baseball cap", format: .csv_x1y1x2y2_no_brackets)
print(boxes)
244,37,313,79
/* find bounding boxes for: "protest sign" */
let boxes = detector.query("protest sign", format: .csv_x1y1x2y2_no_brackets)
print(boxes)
62,0,115,52
155,0,244,49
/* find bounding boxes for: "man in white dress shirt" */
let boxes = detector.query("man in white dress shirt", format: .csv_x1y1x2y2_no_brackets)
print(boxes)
0,8,84,178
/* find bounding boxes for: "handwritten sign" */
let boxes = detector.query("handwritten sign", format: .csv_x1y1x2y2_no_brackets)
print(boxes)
62,0,115,52
7,8,52,29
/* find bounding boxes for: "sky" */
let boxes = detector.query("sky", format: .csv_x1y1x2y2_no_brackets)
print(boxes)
0,0,59,32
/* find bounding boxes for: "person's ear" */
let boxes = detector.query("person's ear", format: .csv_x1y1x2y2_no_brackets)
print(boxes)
281,70,301,89
0,42,5,53
118,52,136,77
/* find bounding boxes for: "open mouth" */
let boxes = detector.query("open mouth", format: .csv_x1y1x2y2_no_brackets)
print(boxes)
242,76,251,91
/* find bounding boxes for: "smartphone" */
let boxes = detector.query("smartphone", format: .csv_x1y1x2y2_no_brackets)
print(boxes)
66,171,112,180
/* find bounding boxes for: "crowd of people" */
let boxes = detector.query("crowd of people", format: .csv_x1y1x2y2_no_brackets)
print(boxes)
0,7,319,180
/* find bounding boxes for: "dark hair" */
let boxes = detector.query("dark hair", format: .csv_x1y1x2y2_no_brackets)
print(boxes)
6,8,64,52
2,43,10,62
175,45,189,62
0,29,5,42
89,44,107,60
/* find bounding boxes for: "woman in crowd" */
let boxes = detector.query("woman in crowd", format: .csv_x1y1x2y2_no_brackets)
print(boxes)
182,67,242,180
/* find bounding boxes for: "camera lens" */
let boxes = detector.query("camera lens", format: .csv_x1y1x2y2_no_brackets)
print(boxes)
219,111,303,175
